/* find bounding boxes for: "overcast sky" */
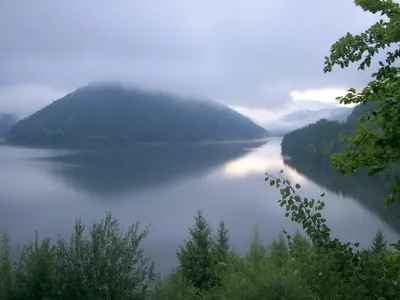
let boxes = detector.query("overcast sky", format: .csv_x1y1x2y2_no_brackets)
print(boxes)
0,0,380,121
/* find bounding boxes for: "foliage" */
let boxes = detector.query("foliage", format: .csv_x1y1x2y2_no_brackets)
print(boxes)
152,196,400,299
5,84,268,146
281,104,400,206
370,230,388,255
55,212,156,299
153,225,318,300
265,171,400,299
281,103,380,164
281,118,345,164
213,233,317,300
176,210,232,293
323,0,400,206
0,206,399,299
0,233,13,300
177,210,216,292
13,234,57,299
0,212,156,300
150,269,200,300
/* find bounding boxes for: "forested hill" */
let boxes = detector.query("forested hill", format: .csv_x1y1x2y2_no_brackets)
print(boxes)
281,103,372,164
5,84,268,146
0,113,18,138
281,103,400,192
266,107,353,136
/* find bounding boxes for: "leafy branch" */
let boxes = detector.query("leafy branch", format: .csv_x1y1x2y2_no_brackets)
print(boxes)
265,170,400,299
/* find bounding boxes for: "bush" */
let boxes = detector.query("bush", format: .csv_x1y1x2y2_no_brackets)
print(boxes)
212,232,316,300
150,268,200,300
1,206,399,299
0,212,156,300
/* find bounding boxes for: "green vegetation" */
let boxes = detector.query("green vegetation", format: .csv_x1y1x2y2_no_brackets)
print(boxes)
1,194,399,300
283,0,400,208
263,173,400,300
281,103,378,164
281,103,400,227
266,107,353,137
0,213,156,300
5,84,268,146
283,153,400,234
323,0,400,206
0,114,17,138
1,1,399,299
281,118,345,164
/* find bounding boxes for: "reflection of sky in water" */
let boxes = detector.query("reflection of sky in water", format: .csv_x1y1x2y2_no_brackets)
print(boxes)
0,140,399,275
222,138,306,184
213,138,400,250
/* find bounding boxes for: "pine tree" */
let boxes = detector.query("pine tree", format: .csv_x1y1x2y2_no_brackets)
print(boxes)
177,210,215,291
215,221,230,262
370,230,388,255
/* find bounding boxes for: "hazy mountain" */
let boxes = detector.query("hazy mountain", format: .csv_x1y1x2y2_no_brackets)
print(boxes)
282,107,352,122
0,113,18,138
280,103,400,221
6,84,268,146
267,107,353,136
281,105,368,162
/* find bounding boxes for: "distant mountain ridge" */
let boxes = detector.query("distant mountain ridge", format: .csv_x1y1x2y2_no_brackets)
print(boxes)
280,103,400,209
6,84,268,146
267,107,353,136
0,113,18,137
284,107,351,122
281,104,368,162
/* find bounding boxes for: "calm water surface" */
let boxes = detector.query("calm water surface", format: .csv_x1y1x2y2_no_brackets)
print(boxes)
0,138,398,274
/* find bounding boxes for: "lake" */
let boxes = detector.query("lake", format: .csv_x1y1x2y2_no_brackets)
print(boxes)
0,138,399,274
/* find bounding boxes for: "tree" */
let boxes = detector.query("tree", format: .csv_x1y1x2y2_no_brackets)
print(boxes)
54,212,157,299
177,210,216,291
215,221,230,262
13,234,57,300
370,230,388,254
265,171,399,299
324,0,400,207
176,211,232,293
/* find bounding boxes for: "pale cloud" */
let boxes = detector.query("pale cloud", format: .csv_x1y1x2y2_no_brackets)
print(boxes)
229,106,285,126
232,86,358,129
0,0,380,116
290,88,349,104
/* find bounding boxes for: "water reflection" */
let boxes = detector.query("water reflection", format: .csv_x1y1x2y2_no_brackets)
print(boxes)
223,138,305,184
43,140,268,197
284,154,400,234
0,139,399,274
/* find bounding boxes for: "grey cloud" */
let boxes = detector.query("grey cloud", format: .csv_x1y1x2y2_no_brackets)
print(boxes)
0,0,381,117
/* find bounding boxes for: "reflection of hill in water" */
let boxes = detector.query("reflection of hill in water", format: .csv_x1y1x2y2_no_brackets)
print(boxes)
45,140,268,196
284,155,400,234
